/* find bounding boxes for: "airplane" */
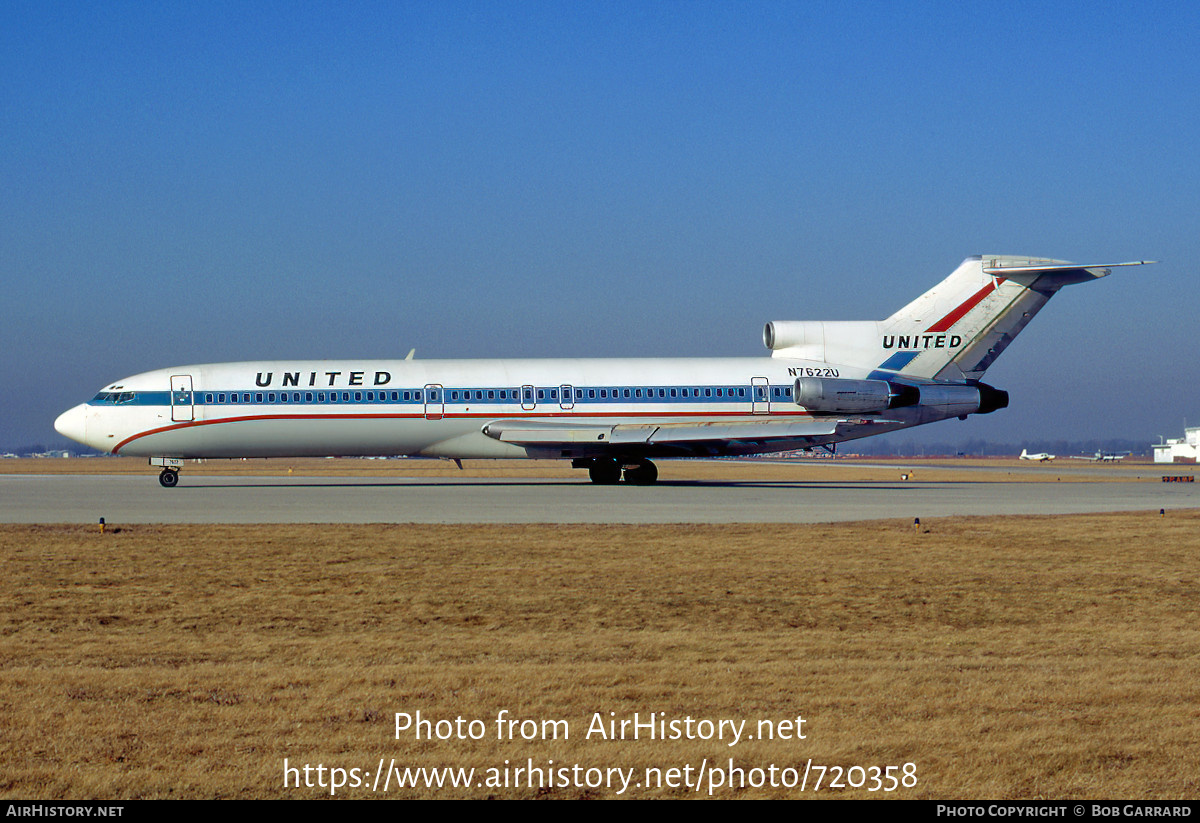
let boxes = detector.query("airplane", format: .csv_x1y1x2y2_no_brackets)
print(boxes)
1019,449,1056,462
54,255,1152,487
1070,451,1132,462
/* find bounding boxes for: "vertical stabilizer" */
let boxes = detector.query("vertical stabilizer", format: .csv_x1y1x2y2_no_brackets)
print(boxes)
766,256,1150,380
871,256,1146,381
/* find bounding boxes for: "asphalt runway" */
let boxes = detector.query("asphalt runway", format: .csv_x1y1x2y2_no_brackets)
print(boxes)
2,472,1197,523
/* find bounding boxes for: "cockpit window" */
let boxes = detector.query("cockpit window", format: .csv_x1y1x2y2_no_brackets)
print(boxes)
91,391,136,404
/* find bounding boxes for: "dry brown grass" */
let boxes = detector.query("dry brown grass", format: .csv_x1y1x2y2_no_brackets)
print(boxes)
1,513,1198,799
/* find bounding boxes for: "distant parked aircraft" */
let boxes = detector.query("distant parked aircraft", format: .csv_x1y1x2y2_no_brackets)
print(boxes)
1019,449,1055,462
1071,451,1131,462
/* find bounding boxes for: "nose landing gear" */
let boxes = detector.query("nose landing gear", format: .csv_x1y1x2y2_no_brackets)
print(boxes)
150,457,184,488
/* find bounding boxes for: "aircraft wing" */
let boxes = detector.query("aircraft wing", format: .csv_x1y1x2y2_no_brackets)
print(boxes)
481,417,894,456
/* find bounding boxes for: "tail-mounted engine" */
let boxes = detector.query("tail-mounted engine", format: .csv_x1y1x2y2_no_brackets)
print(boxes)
793,377,1007,417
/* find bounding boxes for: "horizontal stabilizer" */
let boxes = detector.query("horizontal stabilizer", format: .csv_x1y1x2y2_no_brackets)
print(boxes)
981,258,1154,289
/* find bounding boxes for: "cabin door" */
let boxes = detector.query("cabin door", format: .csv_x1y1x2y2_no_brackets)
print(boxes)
751,377,770,415
423,384,444,420
170,375,194,422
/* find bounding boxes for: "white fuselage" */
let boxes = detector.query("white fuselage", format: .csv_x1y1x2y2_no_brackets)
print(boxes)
54,355,934,460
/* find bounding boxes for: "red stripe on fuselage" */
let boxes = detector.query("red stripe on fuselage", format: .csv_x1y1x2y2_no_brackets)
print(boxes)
112,409,813,453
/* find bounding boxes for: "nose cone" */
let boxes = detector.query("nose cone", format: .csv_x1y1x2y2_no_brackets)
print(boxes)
54,404,89,446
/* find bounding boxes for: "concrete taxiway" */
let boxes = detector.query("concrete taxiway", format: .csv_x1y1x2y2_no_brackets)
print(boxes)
1,472,1196,523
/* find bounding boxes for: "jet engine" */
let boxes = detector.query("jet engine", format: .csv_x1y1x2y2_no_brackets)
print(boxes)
793,377,1008,417
793,377,919,413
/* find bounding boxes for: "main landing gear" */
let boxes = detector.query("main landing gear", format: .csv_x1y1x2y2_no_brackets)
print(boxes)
578,457,659,485
158,468,179,488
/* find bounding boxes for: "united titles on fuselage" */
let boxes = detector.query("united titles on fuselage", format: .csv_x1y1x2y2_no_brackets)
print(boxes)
255,370,393,388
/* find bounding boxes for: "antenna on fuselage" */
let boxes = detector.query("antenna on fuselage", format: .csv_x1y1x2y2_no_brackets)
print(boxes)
405,349,416,360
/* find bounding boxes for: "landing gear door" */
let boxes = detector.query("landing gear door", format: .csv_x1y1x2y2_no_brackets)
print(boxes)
170,374,194,422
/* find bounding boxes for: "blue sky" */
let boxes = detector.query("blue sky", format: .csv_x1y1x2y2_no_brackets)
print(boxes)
3,1,1197,448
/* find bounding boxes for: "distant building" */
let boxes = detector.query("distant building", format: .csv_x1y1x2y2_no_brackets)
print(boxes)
1153,427,1199,463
